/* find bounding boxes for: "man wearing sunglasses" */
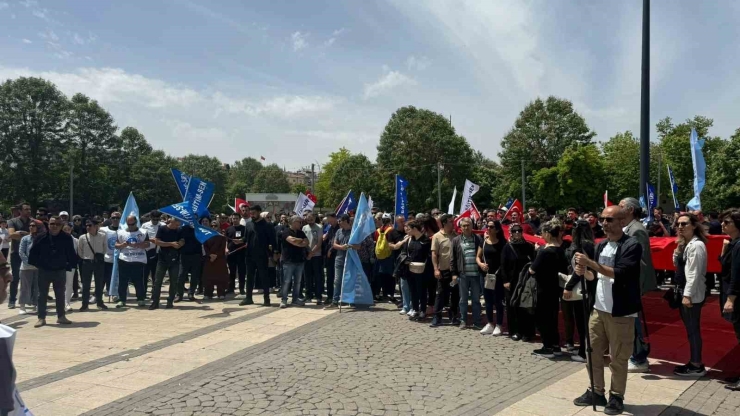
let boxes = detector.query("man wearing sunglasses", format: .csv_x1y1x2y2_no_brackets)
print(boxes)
618,197,656,375
28,216,76,328
99,212,123,299
572,206,643,414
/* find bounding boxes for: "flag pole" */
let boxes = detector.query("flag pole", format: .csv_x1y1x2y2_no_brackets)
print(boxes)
394,174,398,227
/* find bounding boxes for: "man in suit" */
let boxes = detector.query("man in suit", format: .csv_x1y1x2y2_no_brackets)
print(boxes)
619,197,657,374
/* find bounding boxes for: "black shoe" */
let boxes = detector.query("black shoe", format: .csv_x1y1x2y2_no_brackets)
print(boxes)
173,296,183,303
726,380,740,391
148,303,159,310
71,294,79,300
429,317,442,327
604,394,624,415
239,298,254,306
723,376,740,384
47,295,54,301
522,336,532,343
262,301,271,307
315,299,323,305
97,303,108,310
79,305,89,312
533,347,555,359
511,334,522,341
451,318,461,326
552,346,563,356
674,363,706,377
573,389,607,407
188,294,195,301
165,302,173,309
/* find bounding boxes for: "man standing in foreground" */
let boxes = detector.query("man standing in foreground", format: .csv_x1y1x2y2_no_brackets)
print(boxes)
28,216,76,328
302,213,324,304
573,205,642,415
242,205,275,306
280,215,308,308
430,214,459,327
619,197,657,374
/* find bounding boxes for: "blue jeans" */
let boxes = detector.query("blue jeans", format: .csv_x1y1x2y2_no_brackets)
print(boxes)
281,262,304,303
400,277,412,311
332,263,344,303
630,312,650,364
459,274,481,325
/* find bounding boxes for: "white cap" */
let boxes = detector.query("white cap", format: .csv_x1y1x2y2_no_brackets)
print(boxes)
59,211,69,216
382,213,392,220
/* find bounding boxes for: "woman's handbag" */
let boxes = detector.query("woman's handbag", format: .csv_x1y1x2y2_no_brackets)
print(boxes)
663,286,682,309
409,262,426,274
484,269,499,290
393,243,410,279
559,272,583,301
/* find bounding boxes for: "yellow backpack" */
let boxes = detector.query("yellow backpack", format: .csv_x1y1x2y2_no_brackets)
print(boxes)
375,227,392,260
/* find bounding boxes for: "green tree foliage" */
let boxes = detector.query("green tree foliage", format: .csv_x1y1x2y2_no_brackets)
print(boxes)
330,153,378,209
226,157,263,200
602,131,640,203
377,106,474,211
532,144,606,212
470,151,502,210
496,96,596,207
0,77,68,205
703,128,739,211
176,154,229,209
314,148,351,207
251,164,290,193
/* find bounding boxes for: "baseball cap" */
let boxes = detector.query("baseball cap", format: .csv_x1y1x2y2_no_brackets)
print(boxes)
59,211,69,216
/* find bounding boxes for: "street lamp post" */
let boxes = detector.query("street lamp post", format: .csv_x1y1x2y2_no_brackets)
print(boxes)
639,0,650,200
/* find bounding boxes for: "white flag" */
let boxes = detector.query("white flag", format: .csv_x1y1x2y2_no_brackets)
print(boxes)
292,193,315,216
368,196,374,212
447,187,457,215
459,179,480,214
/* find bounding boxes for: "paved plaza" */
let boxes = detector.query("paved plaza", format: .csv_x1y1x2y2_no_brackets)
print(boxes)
3,291,739,416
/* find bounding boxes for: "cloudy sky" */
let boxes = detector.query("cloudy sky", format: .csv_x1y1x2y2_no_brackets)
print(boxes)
1,0,738,171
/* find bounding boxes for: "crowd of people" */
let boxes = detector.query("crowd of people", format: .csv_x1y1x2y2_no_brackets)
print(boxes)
1,196,739,415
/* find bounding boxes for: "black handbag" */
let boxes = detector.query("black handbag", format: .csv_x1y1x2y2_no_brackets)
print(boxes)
393,243,410,280
663,286,682,309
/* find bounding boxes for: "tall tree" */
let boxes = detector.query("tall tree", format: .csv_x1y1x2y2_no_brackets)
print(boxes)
0,77,69,205
657,116,724,206
703,128,739,211
496,96,596,207
377,106,474,211
314,148,351,206
177,155,229,210
531,144,606,212
226,157,263,200
329,154,378,210
602,131,640,203
251,164,290,193
470,151,502,210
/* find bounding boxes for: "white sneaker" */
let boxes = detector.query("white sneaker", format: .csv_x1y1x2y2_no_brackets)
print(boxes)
407,309,415,317
65,303,73,312
492,325,503,336
409,310,419,318
628,361,650,373
18,308,27,315
89,296,96,304
399,309,409,315
480,323,495,335
419,311,426,319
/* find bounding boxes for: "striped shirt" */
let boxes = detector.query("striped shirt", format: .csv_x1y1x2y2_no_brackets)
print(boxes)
461,235,478,277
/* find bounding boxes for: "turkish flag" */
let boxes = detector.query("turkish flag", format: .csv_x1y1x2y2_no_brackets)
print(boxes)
305,190,318,204
604,191,613,208
236,198,248,209
505,199,522,220
470,202,481,222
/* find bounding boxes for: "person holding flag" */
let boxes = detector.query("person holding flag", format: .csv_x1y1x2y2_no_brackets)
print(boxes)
114,215,149,308
324,214,353,309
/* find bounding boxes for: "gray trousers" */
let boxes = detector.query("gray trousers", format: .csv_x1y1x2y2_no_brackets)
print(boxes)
19,269,39,306
679,302,704,364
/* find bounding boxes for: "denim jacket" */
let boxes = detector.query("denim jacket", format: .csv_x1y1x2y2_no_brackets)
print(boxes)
18,235,36,271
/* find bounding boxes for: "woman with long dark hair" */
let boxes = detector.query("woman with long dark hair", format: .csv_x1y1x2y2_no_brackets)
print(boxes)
720,209,740,391
403,220,432,321
501,223,535,341
672,213,708,377
563,220,596,362
478,220,507,336
529,219,569,357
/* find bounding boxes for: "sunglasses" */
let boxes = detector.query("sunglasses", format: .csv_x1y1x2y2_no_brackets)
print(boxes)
601,217,615,223
677,221,691,227
29,224,37,228
510,229,522,234
74,218,81,222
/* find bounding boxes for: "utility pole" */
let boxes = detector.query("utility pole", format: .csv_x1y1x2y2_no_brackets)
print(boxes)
639,0,650,200
69,164,74,216
311,163,315,193
521,159,526,213
437,163,442,210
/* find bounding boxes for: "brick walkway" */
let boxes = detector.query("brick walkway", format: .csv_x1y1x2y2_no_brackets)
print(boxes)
84,303,584,416
662,379,740,416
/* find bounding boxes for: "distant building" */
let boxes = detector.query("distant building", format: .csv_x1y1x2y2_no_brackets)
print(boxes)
285,171,311,187
245,193,299,215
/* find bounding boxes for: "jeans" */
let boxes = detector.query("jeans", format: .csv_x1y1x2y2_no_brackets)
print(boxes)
9,251,21,305
304,256,324,300
332,263,344,304
281,261,304,303
152,253,180,304
227,251,246,293
118,260,145,303
37,269,66,320
179,253,202,296
433,270,459,320
246,256,270,302
459,274,481,326
630,312,650,364
145,250,158,293
80,259,105,306
400,277,412,311
679,301,704,364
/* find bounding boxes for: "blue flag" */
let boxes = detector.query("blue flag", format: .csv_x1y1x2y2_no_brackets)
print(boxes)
687,128,706,211
158,201,217,244
110,192,140,296
667,165,680,211
340,193,375,305
646,182,657,221
183,176,215,218
394,175,408,220
505,198,514,209
336,190,356,216
171,168,190,200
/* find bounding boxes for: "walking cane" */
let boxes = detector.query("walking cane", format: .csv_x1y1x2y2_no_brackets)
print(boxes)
578,262,596,412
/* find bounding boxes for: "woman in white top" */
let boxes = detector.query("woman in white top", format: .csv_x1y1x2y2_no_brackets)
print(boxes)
673,213,708,377
0,219,9,259
62,224,80,312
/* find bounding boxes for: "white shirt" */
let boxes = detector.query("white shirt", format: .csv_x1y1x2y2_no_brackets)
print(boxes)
0,228,9,249
99,226,120,263
594,241,638,317
240,217,252,227
140,221,164,251
116,229,148,264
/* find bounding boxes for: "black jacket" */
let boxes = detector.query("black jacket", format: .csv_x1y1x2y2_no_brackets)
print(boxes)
593,234,643,317
245,219,276,259
28,231,77,271
720,238,740,297
500,241,535,288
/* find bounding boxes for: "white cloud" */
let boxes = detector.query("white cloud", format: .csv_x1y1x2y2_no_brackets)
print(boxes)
290,31,308,51
73,33,85,45
406,55,431,71
0,2,9,10
19,0,37,7
211,92,337,118
363,70,416,99
22,39,32,44
38,30,59,41
324,28,347,47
